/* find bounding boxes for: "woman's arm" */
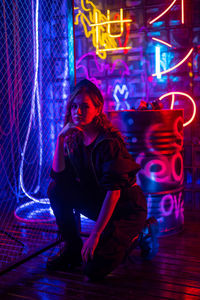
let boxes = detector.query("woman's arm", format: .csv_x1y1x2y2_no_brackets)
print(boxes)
92,190,120,236
81,190,121,262
52,135,65,172
52,123,83,173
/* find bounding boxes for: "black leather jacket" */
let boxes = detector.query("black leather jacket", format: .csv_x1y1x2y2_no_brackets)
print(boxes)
51,130,141,191
50,129,147,214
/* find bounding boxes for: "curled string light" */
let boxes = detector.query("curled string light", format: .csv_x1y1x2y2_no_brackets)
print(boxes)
19,0,49,206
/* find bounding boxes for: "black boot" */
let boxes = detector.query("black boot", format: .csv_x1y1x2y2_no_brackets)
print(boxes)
139,217,159,260
47,238,83,271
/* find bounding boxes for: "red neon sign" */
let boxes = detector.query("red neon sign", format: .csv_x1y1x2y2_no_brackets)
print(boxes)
159,92,196,127
149,0,184,24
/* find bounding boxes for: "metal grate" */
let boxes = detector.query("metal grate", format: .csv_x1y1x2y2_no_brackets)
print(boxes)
0,0,72,272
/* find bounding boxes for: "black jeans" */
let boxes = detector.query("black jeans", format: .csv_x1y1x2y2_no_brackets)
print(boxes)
47,180,147,280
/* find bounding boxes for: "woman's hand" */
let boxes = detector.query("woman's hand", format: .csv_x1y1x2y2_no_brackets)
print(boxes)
58,123,83,139
81,232,100,263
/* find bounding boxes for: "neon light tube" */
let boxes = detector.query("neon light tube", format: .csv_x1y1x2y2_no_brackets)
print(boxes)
95,11,99,53
170,93,175,109
19,0,48,204
149,0,177,24
90,19,132,27
152,47,194,77
107,9,124,38
159,92,196,127
181,0,184,24
152,37,172,48
97,47,132,53
155,46,161,79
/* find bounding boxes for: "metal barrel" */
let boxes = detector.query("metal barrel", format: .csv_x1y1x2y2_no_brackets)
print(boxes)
107,109,184,236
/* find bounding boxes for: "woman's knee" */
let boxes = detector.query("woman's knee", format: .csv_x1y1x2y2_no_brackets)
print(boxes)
47,181,58,200
47,181,65,207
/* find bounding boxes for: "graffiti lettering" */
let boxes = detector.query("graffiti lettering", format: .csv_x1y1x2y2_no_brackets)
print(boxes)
160,192,184,221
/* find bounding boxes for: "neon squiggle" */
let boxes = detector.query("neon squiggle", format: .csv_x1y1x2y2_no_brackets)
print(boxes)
76,52,130,85
113,84,130,110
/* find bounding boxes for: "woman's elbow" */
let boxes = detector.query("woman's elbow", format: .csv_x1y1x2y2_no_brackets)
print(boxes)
108,189,121,199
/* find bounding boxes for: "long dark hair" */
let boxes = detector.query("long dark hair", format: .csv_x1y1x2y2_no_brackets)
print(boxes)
64,79,125,150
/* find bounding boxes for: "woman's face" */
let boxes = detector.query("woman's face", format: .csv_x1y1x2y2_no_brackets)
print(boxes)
71,92,100,127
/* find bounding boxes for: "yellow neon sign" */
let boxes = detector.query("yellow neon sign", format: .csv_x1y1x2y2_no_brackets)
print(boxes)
74,0,132,59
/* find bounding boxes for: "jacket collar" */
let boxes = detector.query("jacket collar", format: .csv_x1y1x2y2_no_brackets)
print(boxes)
93,129,116,149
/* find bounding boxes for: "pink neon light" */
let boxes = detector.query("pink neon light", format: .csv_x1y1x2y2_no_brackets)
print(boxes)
160,192,184,220
171,152,183,182
159,92,196,127
181,0,184,24
152,47,194,77
173,116,184,152
149,0,177,24
174,192,184,221
170,93,175,109
114,13,131,54
76,52,130,78
145,159,169,183
152,37,172,48
160,194,174,217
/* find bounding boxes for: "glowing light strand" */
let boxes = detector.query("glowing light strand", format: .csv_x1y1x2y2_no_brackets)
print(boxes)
97,47,132,53
115,12,131,54
181,0,184,24
93,11,132,55
14,202,54,223
149,0,177,24
74,2,132,59
76,52,130,83
149,0,184,25
159,92,196,127
113,84,130,110
19,0,48,204
107,8,124,37
152,37,172,48
155,46,161,79
152,48,194,77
